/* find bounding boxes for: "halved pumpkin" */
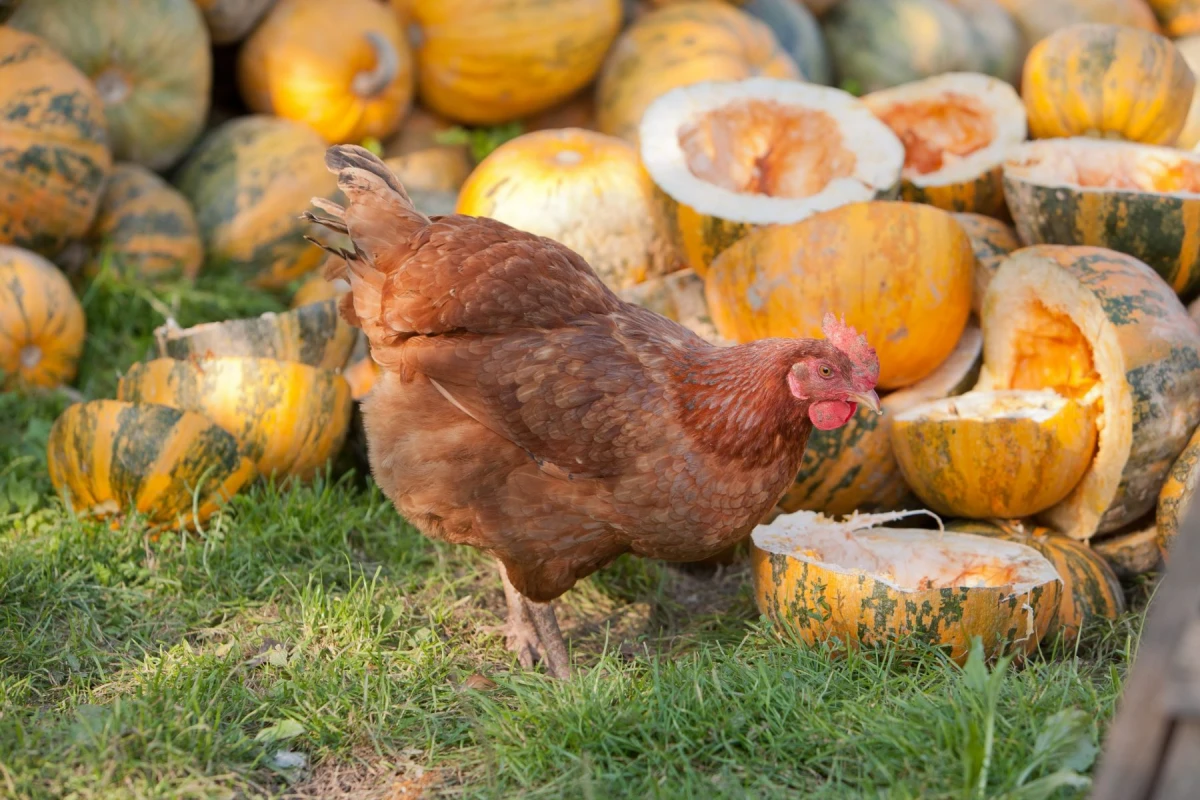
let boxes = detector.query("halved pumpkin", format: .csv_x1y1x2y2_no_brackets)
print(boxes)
1149,0,1200,37
70,163,203,282
1022,23,1193,145
117,357,353,481
618,268,730,345
976,245,1200,540
596,1,800,144
1092,524,1163,578
779,321,982,516
751,509,1062,663
864,73,1025,219
0,245,86,390
1157,423,1200,559
704,201,972,389
640,78,904,279
947,519,1125,645
952,212,1020,315
154,299,356,370
1004,138,1200,300
891,390,1099,519
457,128,677,290
46,399,256,530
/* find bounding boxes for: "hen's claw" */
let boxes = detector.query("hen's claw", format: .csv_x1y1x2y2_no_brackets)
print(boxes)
483,613,541,670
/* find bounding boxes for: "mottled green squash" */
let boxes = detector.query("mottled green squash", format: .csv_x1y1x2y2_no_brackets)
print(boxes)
952,212,1020,315
46,399,256,530
0,27,111,258
1092,524,1162,578
10,0,211,170
1157,424,1200,559
153,299,356,370
743,0,833,84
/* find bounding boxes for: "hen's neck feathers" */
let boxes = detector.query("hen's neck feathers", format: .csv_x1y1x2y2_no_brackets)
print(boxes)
672,338,819,467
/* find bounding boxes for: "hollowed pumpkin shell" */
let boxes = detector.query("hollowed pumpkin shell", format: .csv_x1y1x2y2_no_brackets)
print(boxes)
947,519,1125,645
952,212,1020,315
779,321,982,517
117,357,353,481
704,200,973,389
0,27,111,258
864,72,1026,219
640,78,904,278
1157,423,1200,559
1004,137,1200,301
751,510,1063,664
174,115,341,289
891,390,1099,519
238,0,415,144
975,245,1200,540
1021,23,1193,145
0,245,86,389
154,298,355,370
456,128,677,291
10,0,211,171
46,399,256,530
411,0,622,125
596,1,800,144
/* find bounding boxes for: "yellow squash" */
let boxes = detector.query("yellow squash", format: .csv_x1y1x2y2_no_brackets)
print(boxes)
1022,23,1193,145
456,128,677,290
238,0,414,144
751,510,1063,664
640,78,905,279
46,399,256,530
0,245,86,390
891,390,1099,519
976,245,1200,540
117,357,354,482
705,200,973,389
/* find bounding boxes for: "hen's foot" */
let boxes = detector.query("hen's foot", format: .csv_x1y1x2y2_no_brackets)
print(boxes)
525,600,571,680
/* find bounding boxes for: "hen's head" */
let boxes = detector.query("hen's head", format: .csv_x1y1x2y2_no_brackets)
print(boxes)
787,314,882,431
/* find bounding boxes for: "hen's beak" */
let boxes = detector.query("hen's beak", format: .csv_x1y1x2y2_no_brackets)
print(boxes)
849,390,882,415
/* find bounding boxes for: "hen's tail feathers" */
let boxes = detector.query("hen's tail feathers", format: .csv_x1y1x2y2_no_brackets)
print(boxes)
304,145,430,339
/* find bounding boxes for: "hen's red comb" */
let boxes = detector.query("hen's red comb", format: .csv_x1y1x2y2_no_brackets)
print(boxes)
822,312,880,388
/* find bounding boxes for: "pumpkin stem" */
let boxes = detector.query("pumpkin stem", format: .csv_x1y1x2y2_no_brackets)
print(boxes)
352,31,401,99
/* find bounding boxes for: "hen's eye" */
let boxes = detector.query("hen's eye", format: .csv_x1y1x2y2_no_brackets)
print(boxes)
818,365,832,378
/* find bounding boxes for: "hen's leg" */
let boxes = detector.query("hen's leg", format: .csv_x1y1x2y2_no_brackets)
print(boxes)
490,559,541,670
525,601,571,680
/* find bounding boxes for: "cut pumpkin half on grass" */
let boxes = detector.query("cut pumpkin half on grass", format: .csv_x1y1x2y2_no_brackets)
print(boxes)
1003,138,1200,300
46,399,256,530
779,321,982,517
750,509,1062,663
639,77,904,278
976,245,1200,540
863,72,1026,219
154,299,355,370
891,390,1098,520
117,357,354,482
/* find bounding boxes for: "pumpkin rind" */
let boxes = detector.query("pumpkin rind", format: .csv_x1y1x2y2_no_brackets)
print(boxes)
194,0,277,44
864,72,1026,219
174,115,341,289
1003,138,1200,301
0,245,86,389
456,128,677,291
154,298,355,370
953,212,1021,315
596,2,800,144
751,511,1063,664
1091,525,1163,577
238,0,415,144
0,27,111,258
1021,23,1193,145
118,357,353,481
45,399,256,530
779,322,982,516
891,390,1099,519
705,201,973,389
946,519,1125,644
640,78,904,278
1148,0,1200,37
10,0,211,171
1157,424,1200,558
976,245,1200,540
411,0,622,125
74,163,203,281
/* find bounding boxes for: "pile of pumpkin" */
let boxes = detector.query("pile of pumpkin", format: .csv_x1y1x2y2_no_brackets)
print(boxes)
5,0,1200,656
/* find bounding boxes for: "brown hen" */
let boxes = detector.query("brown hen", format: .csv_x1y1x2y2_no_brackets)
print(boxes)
306,145,881,679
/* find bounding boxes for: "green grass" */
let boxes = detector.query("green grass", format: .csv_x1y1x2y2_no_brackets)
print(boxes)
0,269,1149,799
